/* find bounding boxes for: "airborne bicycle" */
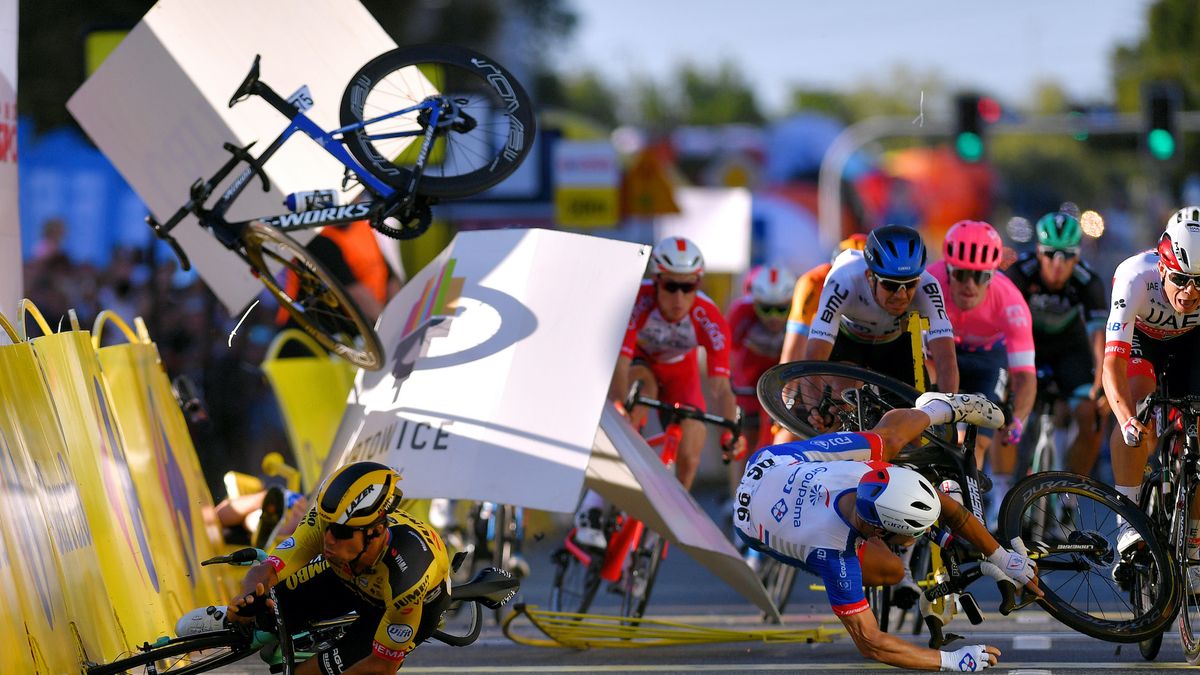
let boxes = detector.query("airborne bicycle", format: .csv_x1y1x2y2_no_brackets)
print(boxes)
147,44,536,370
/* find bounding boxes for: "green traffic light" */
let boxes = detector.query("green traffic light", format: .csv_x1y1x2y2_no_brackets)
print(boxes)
1148,128,1176,160
956,132,983,162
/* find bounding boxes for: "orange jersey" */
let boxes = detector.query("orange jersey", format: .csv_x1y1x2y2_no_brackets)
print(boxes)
785,263,832,337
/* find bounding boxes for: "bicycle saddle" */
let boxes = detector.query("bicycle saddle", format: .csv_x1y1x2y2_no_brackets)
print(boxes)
452,567,518,609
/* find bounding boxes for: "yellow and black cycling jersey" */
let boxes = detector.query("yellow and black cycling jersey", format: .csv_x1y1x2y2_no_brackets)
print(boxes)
265,508,450,661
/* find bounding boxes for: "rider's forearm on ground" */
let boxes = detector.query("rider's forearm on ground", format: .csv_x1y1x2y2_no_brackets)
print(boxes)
1010,369,1037,423
841,610,944,670
608,355,632,403
927,338,958,393
1101,355,1136,424
938,492,999,556
780,331,806,364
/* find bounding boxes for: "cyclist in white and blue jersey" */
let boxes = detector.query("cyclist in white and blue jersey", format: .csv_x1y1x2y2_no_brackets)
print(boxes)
734,392,1042,671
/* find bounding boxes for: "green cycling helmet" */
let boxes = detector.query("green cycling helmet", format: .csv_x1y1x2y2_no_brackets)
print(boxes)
1035,211,1082,249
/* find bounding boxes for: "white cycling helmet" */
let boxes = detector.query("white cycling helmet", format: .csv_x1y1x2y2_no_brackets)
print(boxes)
749,265,797,306
1160,206,1200,274
651,236,705,276
856,463,941,537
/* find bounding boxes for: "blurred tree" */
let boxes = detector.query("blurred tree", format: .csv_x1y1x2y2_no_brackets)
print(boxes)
535,69,620,129
1112,0,1199,113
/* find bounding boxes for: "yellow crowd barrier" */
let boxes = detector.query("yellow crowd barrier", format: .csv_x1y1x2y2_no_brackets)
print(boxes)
262,329,355,492
93,310,234,614
0,308,124,670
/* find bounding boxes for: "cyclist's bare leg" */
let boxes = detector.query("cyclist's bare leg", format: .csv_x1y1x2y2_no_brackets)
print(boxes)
1067,398,1102,476
870,408,939,460
628,363,658,430
675,418,707,490
1109,373,1157,490
973,434,992,470
990,439,1017,480
859,537,905,586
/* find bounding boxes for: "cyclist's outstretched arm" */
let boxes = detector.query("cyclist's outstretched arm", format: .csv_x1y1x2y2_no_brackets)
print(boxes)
228,562,280,625
802,336,834,361
839,603,999,670
609,354,633,405
937,492,1042,598
927,336,958,393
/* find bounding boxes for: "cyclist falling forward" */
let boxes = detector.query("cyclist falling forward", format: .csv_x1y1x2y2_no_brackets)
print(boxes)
1105,207,1200,578
177,462,451,674
734,392,1041,671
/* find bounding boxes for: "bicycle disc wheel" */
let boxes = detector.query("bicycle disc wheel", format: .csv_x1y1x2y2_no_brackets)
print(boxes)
757,361,922,439
998,471,1177,643
86,631,253,675
623,534,666,620
340,44,536,198
1136,476,1169,660
241,222,384,371
549,548,601,614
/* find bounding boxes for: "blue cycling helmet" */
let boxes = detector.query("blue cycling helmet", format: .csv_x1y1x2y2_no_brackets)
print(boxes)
863,224,927,279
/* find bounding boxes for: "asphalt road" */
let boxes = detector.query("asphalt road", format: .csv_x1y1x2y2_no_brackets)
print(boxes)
207,489,1195,673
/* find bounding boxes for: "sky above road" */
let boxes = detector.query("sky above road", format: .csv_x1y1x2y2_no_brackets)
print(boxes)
560,0,1155,115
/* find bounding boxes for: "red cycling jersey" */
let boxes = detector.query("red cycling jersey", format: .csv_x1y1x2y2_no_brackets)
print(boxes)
727,294,783,406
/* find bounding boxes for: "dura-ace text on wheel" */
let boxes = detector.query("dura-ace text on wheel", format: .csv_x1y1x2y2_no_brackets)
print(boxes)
340,43,536,199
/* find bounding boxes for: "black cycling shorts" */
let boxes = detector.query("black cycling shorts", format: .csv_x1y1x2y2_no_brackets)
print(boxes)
1130,327,1200,397
828,331,924,390
956,346,1009,440
1034,327,1094,401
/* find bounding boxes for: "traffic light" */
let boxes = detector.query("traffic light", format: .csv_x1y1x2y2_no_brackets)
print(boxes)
954,93,993,163
1144,83,1181,161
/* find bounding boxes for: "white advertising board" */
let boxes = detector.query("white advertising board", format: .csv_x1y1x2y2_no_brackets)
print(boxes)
323,228,649,513
0,0,18,321
67,0,396,313
653,187,751,273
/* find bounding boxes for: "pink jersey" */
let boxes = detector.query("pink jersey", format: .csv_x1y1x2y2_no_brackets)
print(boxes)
620,280,732,378
928,261,1036,373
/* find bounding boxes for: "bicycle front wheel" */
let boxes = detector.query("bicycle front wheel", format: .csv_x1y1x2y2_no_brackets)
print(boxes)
548,548,601,615
759,556,798,620
623,533,666,620
242,222,384,371
1136,475,1170,660
757,361,922,439
999,471,1177,643
340,44,536,199
86,630,254,675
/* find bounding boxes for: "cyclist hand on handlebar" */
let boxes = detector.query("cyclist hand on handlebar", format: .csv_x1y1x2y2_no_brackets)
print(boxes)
981,537,1042,598
229,581,275,624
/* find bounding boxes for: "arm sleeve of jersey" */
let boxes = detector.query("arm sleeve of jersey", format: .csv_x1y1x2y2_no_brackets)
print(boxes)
999,278,1037,372
1104,259,1146,359
619,320,639,359
728,299,752,344
808,547,869,616
786,269,823,336
807,273,849,345
915,274,954,339
704,308,733,378
1084,273,1110,334
771,432,882,462
264,507,323,576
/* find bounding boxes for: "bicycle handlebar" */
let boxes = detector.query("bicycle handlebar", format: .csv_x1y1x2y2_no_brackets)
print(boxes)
201,547,267,566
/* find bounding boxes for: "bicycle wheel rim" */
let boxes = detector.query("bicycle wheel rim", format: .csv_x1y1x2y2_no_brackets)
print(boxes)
628,536,666,619
86,631,252,675
999,472,1177,643
757,361,924,440
1136,479,1168,660
760,557,797,615
341,44,535,198
1177,476,1200,664
242,223,384,370
549,549,600,614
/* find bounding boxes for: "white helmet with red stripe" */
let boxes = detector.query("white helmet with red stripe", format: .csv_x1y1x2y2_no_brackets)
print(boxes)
1160,206,1200,274
749,265,797,305
651,236,705,276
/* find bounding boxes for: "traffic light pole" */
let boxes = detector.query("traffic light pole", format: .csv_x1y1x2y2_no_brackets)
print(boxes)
816,111,1200,245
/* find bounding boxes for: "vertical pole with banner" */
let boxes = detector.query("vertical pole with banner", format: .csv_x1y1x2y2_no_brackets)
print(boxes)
0,0,19,317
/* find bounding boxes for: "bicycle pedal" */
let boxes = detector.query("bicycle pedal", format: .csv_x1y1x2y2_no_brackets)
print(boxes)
943,632,965,647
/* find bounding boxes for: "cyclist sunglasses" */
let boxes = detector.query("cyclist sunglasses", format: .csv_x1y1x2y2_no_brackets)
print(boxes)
948,266,994,285
325,523,362,540
754,303,790,319
1166,271,1200,291
1038,246,1080,261
659,280,699,294
872,274,921,293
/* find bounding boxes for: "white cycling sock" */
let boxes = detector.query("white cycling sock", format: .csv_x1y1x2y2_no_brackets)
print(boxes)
917,398,955,426
575,489,606,522
1115,485,1140,528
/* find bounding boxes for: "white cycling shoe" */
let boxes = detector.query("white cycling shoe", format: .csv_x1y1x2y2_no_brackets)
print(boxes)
1116,522,1143,556
915,392,1006,430
175,605,230,637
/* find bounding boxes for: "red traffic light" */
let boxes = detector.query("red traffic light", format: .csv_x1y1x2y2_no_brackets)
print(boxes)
977,96,1001,124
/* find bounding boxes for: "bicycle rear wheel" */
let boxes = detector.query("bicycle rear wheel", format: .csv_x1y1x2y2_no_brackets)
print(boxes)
757,361,922,439
86,631,253,675
242,222,383,371
1175,469,1200,665
549,548,601,614
999,471,1177,643
1136,476,1169,660
623,533,666,619
759,556,798,620
340,44,536,199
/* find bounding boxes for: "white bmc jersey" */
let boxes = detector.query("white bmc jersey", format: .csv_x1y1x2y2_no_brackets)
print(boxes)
808,250,954,345
1105,250,1200,358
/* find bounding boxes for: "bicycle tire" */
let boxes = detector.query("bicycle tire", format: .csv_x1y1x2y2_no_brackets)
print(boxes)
998,471,1177,643
548,548,601,614
340,44,536,199
623,534,666,620
86,630,254,675
241,222,384,371
1136,475,1169,661
757,361,921,440
759,556,798,620
1176,466,1200,665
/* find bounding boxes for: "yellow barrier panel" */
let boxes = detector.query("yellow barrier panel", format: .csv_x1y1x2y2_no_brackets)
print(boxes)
0,518,36,673
23,299,173,652
0,308,125,669
501,604,843,649
93,310,231,614
262,329,355,492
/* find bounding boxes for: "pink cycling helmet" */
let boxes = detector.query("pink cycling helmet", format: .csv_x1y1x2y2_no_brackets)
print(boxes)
943,220,1003,271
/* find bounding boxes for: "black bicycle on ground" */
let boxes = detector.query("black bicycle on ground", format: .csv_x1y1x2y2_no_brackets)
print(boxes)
147,44,535,370
83,547,518,674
